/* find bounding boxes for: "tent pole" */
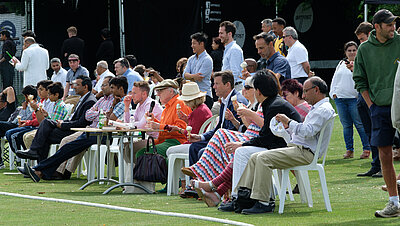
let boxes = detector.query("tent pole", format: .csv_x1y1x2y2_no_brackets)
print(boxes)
364,4,368,22
118,0,126,57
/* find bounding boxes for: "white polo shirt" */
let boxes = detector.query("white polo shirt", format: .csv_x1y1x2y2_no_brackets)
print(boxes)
286,40,309,79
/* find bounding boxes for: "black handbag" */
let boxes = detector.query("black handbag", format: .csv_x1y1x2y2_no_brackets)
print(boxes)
133,136,168,184
234,187,257,213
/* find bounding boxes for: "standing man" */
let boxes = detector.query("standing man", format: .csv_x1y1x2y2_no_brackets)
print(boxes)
283,26,310,84
96,28,114,71
252,32,291,81
219,21,244,91
61,26,85,67
12,37,49,87
353,9,400,218
50,58,68,88
114,57,143,93
183,32,214,109
272,17,287,57
261,19,276,38
62,54,89,100
0,30,16,88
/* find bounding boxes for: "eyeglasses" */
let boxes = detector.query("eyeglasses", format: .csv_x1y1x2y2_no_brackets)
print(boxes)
303,85,316,93
282,35,291,39
244,85,253,90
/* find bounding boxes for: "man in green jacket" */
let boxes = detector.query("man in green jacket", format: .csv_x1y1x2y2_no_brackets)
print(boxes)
353,9,400,218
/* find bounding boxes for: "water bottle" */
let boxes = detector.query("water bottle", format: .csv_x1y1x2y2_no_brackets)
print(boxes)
98,110,105,129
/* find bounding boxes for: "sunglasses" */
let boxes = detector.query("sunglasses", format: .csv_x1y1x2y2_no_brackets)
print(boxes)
244,85,253,90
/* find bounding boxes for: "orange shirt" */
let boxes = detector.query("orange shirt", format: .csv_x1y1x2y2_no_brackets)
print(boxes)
153,95,192,144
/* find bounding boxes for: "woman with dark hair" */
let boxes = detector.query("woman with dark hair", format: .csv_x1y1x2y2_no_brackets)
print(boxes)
330,41,370,159
210,37,224,72
282,79,311,121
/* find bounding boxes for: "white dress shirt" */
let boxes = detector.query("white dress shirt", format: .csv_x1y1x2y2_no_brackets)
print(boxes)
51,68,68,88
94,69,115,92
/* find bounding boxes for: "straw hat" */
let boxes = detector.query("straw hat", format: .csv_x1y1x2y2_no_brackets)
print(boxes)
178,82,206,101
154,79,179,90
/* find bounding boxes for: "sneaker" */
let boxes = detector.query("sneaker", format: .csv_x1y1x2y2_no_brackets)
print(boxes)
375,201,400,218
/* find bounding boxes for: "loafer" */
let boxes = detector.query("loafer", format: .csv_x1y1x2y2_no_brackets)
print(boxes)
343,150,354,159
181,167,196,178
17,166,28,176
372,170,383,178
357,168,380,177
241,201,275,215
218,200,235,212
24,163,40,183
16,149,39,160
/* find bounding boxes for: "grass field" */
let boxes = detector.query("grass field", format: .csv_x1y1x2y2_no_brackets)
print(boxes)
1,116,400,225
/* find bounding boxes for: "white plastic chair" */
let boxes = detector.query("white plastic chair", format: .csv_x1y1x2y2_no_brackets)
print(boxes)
167,153,190,196
198,115,219,134
278,114,336,214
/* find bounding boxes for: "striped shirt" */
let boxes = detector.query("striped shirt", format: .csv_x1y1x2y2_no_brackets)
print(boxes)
85,94,114,128
112,96,125,120
295,101,311,122
50,99,69,121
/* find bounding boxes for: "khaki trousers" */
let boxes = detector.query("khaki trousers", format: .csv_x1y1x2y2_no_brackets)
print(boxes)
56,131,85,174
23,130,37,149
235,144,314,202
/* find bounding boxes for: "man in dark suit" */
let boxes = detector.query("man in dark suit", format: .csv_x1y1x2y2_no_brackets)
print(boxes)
61,26,85,67
185,70,248,169
16,75,96,161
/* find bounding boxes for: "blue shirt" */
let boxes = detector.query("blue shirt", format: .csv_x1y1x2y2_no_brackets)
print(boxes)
183,50,213,97
123,68,143,92
66,65,90,95
222,41,244,84
266,52,291,79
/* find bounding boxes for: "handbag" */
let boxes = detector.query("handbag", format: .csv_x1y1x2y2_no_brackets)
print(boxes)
234,187,257,213
133,136,168,184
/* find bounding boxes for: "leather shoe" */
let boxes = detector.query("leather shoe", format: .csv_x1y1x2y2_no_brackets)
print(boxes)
357,168,380,177
241,201,275,215
16,149,39,160
360,150,370,159
181,167,196,178
372,170,383,178
17,166,28,176
343,150,354,159
218,199,236,212
24,163,40,183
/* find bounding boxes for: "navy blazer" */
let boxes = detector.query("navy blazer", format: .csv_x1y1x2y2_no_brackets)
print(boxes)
203,89,248,141
60,92,97,130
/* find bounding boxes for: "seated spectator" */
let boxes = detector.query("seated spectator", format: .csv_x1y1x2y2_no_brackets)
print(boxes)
242,77,258,112
0,86,17,122
23,76,127,181
233,76,334,214
165,82,212,192
135,79,192,192
281,79,311,121
114,57,143,93
16,75,96,161
134,64,146,79
176,57,188,78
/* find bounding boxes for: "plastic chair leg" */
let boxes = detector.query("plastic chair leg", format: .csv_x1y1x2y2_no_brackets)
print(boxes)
278,169,290,214
318,165,332,212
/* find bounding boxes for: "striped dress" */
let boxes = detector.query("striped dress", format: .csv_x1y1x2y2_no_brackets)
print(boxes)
190,105,263,181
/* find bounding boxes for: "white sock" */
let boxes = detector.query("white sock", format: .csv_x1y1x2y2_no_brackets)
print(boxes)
389,196,400,207
259,201,271,206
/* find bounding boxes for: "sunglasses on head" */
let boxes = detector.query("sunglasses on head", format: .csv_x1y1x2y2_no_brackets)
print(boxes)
244,85,253,90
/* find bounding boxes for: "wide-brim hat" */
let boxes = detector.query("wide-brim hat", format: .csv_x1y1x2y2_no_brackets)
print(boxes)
154,79,179,90
178,82,206,101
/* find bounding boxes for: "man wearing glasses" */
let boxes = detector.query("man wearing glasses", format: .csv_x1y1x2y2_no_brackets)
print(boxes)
62,54,89,101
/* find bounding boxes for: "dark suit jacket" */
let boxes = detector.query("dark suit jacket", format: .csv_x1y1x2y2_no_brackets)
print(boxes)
61,36,85,65
242,95,301,149
203,89,248,141
60,92,97,130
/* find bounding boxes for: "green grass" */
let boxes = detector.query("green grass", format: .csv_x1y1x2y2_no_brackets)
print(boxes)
1,117,400,225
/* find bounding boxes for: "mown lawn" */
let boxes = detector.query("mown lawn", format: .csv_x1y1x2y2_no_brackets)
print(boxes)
1,115,400,225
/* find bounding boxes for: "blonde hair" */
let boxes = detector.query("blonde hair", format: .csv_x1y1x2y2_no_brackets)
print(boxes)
184,95,205,109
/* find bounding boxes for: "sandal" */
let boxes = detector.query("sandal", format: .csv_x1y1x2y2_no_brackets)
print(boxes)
195,188,221,207
181,167,196,178
360,150,370,159
190,179,216,192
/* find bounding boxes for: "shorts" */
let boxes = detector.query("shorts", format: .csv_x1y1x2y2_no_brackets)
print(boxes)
370,104,395,147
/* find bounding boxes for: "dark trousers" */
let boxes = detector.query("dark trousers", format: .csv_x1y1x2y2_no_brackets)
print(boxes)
205,95,214,110
34,132,106,179
0,61,14,88
0,121,17,137
357,93,380,171
189,140,208,166
30,119,74,162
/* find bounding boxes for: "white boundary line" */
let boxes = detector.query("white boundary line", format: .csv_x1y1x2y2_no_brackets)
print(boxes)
0,191,254,226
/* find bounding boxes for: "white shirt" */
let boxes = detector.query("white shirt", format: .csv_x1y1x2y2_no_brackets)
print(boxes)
287,97,335,158
15,43,49,87
51,68,68,88
94,69,115,92
286,40,309,79
329,61,358,99
222,41,244,84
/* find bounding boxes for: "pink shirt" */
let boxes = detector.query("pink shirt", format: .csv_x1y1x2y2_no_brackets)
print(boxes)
133,97,163,138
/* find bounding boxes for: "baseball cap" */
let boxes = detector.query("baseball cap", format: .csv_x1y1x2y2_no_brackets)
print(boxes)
373,9,398,24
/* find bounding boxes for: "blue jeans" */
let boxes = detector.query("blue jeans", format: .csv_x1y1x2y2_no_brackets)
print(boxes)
5,126,36,153
334,98,370,152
